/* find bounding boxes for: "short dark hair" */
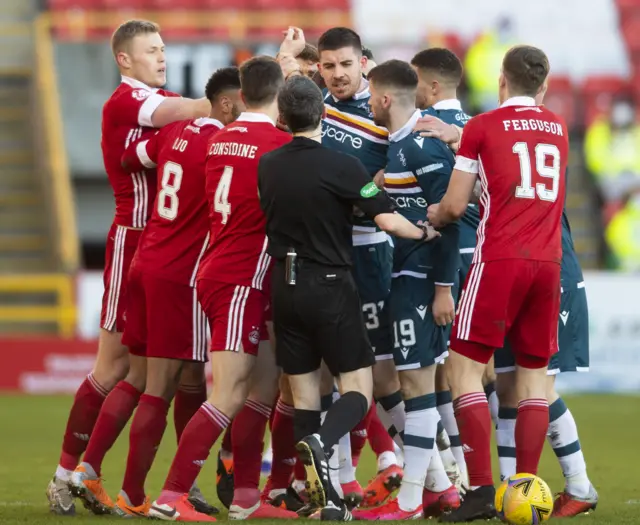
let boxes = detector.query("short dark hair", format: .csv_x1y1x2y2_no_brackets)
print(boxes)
318,27,362,54
368,59,418,91
277,76,324,133
502,45,550,97
239,56,284,107
111,19,159,57
297,43,319,63
411,48,463,86
205,67,240,102
361,46,375,61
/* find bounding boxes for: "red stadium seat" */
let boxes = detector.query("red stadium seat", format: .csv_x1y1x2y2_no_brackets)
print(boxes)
544,76,578,130
203,0,250,7
581,75,632,126
251,0,299,8
303,0,350,8
621,15,640,53
149,0,202,8
48,0,98,8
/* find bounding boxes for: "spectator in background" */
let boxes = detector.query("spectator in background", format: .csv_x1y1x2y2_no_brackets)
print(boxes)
584,98,640,207
464,16,515,112
362,46,377,77
605,187,640,272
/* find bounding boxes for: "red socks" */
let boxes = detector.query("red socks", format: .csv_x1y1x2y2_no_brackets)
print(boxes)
515,399,549,475
350,402,373,466
453,392,493,487
231,399,272,507
269,398,296,490
122,394,170,506
163,402,230,494
367,405,396,458
174,383,207,442
221,422,233,456
83,380,141,476
59,374,108,470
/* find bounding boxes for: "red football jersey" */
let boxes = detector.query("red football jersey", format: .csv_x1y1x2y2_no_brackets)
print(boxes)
101,76,179,228
197,113,292,290
455,97,568,265
121,117,224,286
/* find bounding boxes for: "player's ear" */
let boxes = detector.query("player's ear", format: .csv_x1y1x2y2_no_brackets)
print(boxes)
322,106,327,119
431,79,439,96
360,54,368,72
536,80,548,105
116,51,131,70
498,71,507,90
219,95,230,114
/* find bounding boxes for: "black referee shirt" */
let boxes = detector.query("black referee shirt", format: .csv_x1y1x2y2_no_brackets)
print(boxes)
258,136,394,267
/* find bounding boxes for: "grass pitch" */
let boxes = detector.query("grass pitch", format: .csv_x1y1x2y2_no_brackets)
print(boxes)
0,394,638,524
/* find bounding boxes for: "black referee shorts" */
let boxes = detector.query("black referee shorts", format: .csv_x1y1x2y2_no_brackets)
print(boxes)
271,260,375,376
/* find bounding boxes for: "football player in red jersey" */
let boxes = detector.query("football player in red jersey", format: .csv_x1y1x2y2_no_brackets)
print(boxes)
47,20,215,517
427,45,568,522
104,67,242,517
148,57,298,522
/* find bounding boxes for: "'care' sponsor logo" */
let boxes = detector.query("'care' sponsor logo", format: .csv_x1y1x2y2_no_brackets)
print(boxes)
322,126,363,149
391,196,427,208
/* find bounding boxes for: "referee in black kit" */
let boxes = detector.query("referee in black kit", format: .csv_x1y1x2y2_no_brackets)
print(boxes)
258,76,440,520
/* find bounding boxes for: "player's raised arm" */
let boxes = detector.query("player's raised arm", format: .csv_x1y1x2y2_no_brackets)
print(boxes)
428,116,483,227
149,97,211,128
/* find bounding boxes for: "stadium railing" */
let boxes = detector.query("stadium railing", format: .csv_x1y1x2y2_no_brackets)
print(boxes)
33,13,79,274
0,14,80,338
0,274,76,338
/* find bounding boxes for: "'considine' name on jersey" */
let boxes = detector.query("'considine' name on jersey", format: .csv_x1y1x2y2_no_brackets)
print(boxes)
385,109,459,284
423,100,477,252
322,80,388,233
208,141,258,158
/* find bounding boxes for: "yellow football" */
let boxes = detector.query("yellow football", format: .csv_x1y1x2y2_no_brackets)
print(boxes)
500,473,554,525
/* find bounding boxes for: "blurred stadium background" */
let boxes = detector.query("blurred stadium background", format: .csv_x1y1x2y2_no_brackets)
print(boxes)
0,0,638,396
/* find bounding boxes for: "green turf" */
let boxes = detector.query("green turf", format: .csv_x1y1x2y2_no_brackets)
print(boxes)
0,394,638,524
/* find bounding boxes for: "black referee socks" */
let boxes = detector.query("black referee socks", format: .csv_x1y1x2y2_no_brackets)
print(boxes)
294,408,321,443
318,391,368,453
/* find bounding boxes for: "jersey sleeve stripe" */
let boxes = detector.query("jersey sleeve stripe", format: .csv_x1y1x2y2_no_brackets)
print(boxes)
138,93,166,128
454,155,479,174
455,261,484,341
251,236,270,290
103,225,127,330
473,157,490,264
136,140,157,169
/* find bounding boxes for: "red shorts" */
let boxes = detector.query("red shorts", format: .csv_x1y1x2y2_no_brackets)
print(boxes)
122,265,209,362
451,259,560,368
100,224,142,332
197,279,268,355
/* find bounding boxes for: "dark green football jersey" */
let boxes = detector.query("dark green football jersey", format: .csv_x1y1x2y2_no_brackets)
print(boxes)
322,82,388,232
384,109,459,285
424,100,478,250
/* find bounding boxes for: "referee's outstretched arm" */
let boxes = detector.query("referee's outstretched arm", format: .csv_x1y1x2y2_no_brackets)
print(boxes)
259,76,440,518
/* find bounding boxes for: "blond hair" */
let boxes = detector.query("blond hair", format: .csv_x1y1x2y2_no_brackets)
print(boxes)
111,20,160,57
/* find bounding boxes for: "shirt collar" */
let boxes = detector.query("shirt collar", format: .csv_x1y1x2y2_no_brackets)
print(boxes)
500,96,536,108
331,77,370,103
193,117,224,129
121,75,159,93
236,112,275,126
432,99,462,111
389,109,422,143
